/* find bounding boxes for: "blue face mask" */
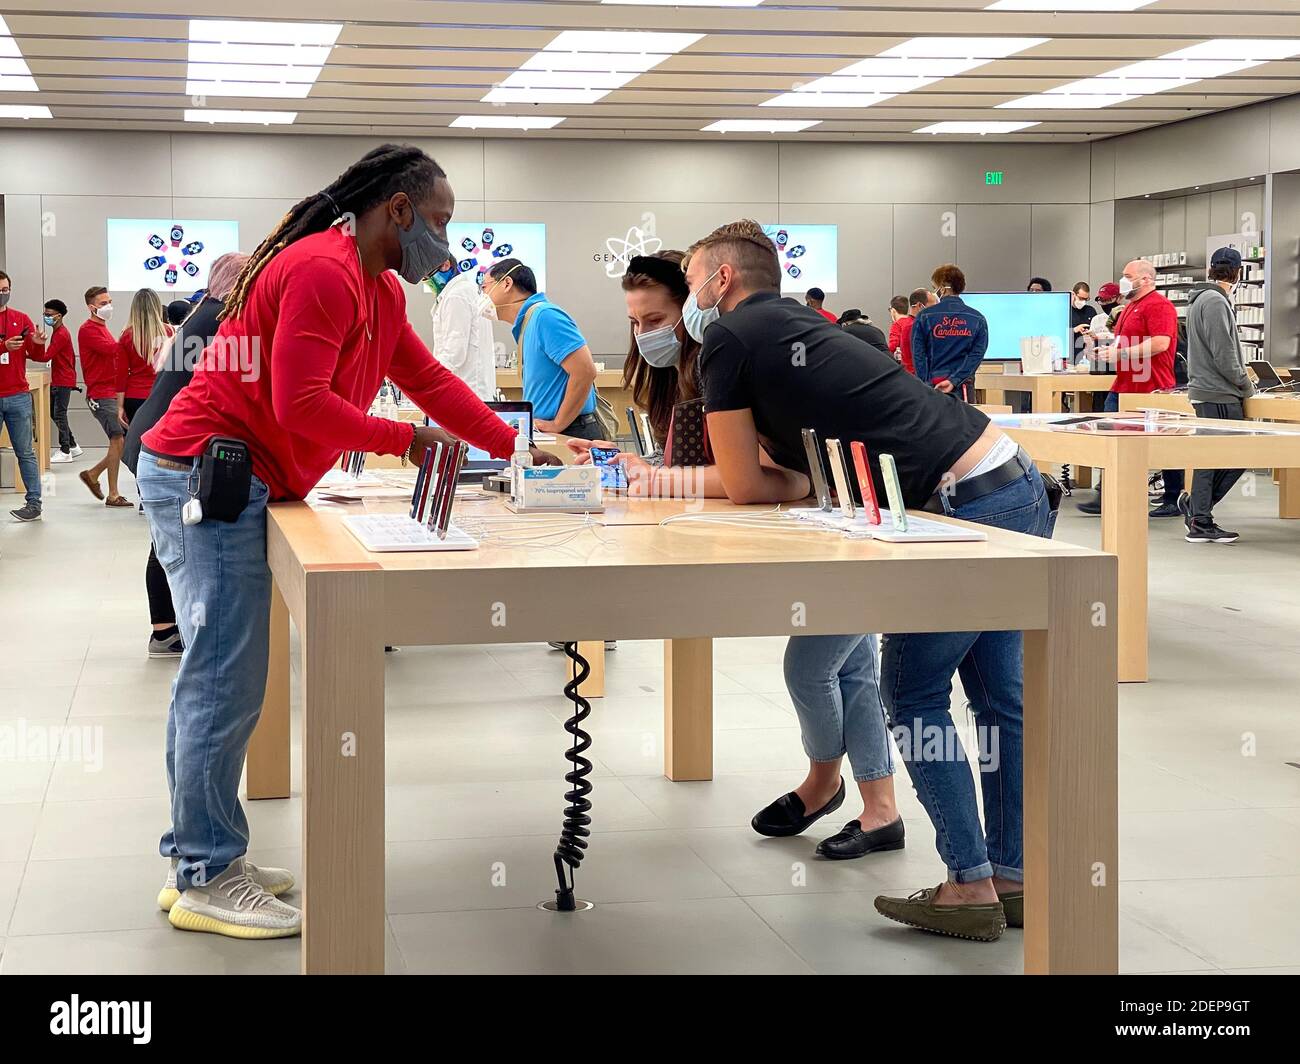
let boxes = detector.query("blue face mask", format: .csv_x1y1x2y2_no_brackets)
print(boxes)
634,320,683,369
682,268,722,344
44,315,56,327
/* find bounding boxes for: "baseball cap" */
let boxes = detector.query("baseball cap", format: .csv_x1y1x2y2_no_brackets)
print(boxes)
1097,282,1121,302
1210,246,1242,269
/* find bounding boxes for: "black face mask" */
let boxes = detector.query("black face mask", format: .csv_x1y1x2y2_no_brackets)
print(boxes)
396,207,453,285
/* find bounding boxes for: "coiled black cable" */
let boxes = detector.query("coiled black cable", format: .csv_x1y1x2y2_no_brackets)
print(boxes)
552,641,593,912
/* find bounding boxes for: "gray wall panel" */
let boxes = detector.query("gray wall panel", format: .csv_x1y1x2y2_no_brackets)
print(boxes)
957,204,1030,292
1030,203,1090,292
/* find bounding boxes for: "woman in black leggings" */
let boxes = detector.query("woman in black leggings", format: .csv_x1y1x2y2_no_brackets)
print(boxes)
123,253,249,657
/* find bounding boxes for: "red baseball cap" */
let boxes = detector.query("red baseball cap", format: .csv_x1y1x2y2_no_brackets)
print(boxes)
1097,282,1121,302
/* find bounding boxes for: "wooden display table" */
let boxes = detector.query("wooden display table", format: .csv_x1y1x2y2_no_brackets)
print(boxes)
246,495,1118,975
1001,414,1300,682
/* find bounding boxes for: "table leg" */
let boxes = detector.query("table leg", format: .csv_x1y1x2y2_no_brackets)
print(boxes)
663,638,713,781
247,581,291,800
36,383,50,477
575,639,605,698
300,572,386,974
1023,553,1119,973
1279,469,1300,519
1101,440,1149,683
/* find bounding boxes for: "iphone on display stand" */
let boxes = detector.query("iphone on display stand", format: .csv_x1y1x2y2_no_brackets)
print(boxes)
800,428,833,511
878,452,908,532
824,438,855,519
849,441,882,525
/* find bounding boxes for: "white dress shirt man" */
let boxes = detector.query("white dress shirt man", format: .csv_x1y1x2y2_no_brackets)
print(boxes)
430,269,496,400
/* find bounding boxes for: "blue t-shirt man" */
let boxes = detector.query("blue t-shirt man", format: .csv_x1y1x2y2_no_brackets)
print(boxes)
511,292,597,426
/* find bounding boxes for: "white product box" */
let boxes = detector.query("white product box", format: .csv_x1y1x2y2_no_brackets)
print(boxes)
507,465,603,513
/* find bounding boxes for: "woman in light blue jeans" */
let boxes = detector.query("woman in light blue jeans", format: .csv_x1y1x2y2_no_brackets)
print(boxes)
751,633,904,859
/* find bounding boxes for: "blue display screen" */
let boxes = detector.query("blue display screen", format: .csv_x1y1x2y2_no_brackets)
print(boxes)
961,291,1072,363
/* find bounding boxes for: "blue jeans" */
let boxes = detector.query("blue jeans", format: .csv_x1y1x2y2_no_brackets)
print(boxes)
136,451,271,889
785,634,892,782
0,391,41,508
880,459,1054,884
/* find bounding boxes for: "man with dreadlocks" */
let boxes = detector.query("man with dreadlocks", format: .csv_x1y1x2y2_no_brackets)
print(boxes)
138,144,559,940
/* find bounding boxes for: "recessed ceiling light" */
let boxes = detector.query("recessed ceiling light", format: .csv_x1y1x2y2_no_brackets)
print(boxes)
183,109,297,124
185,19,342,99
1000,38,1300,109
763,37,1048,108
0,16,39,93
483,30,703,105
450,115,566,130
0,104,50,119
915,121,1040,134
987,1,1155,9
702,119,820,133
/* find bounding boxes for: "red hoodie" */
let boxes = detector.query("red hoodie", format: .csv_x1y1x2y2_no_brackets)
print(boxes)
144,226,516,501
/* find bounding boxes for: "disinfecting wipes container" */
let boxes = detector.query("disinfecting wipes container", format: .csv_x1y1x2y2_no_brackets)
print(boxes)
507,465,603,513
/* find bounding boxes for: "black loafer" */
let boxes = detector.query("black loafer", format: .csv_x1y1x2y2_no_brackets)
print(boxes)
816,817,906,860
751,779,845,838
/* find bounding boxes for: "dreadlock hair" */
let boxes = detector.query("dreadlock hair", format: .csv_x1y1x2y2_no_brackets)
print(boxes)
222,143,448,320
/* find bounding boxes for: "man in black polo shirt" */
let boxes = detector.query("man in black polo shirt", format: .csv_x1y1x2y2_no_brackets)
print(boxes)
682,219,1055,944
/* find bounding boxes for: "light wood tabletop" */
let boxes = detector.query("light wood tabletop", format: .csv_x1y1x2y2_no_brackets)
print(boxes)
245,493,1118,976
1000,413,1300,682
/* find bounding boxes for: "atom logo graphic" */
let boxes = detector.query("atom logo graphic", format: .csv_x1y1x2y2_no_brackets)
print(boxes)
142,223,210,288
604,225,662,279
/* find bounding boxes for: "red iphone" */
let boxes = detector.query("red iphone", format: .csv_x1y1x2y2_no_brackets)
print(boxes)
849,441,882,525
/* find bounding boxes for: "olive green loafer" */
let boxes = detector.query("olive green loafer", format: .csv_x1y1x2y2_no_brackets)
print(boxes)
874,885,1007,942
998,889,1024,928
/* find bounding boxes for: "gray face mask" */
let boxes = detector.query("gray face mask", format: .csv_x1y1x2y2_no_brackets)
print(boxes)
396,208,453,285
0,292,10,309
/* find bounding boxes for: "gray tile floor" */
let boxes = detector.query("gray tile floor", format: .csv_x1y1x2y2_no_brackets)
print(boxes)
2,453,1298,974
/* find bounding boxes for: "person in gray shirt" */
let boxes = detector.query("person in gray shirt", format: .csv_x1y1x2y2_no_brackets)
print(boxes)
1181,246,1255,543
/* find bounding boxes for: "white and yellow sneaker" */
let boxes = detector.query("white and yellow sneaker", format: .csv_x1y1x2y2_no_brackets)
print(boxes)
165,857,300,939
158,857,295,912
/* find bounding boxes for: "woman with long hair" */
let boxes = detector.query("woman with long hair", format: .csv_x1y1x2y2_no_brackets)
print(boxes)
118,287,172,427
137,144,557,940
570,253,902,863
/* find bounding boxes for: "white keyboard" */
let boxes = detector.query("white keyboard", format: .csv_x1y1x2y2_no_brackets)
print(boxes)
342,513,478,552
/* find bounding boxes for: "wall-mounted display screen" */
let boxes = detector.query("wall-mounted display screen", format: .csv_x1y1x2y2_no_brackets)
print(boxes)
446,222,547,292
962,291,1071,363
762,223,838,295
106,218,240,293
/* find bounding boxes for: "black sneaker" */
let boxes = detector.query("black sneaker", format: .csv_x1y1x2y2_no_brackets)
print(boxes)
9,503,41,522
1185,523,1239,544
1176,491,1192,520
147,630,184,658
1149,501,1182,518
1077,497,1102,516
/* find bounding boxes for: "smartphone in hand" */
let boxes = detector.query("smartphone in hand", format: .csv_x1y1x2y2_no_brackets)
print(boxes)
591,446,628,492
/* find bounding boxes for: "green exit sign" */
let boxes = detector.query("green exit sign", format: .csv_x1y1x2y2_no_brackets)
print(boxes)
985,171,1005,186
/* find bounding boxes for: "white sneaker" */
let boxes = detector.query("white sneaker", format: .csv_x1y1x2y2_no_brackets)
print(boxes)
158,856,295,911
166,857,301,939
50,450,72,464
70,444,83,458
